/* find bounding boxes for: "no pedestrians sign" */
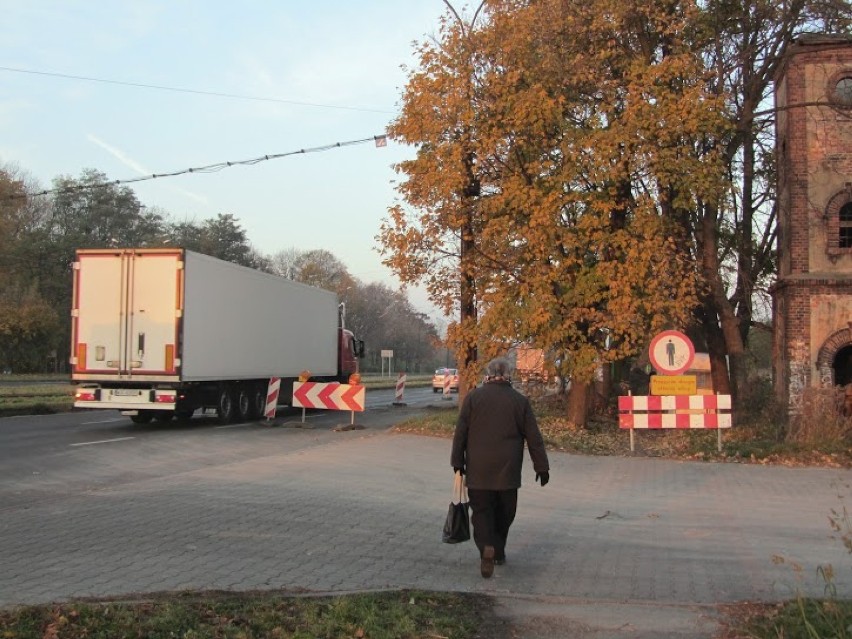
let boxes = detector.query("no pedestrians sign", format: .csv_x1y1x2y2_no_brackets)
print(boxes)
649,330,695,376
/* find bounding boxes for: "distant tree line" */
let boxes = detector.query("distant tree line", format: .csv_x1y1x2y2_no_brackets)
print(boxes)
0,166,440,374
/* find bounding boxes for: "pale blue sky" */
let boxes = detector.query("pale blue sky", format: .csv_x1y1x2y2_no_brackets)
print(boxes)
0,1,451,315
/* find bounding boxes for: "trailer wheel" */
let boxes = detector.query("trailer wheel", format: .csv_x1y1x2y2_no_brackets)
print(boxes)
130,411,153,424
216,387,236,424
248,386,266,420
236,387,252,422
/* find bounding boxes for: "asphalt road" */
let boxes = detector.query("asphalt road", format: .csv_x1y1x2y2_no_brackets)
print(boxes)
1,389,850,638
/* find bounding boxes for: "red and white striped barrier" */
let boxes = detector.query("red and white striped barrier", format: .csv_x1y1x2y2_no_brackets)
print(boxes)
264,377,280,420
292,380,366,429
618,394,732,452
443,373,451,398
618,394,732,429
393,372,407,406
293,381,365,412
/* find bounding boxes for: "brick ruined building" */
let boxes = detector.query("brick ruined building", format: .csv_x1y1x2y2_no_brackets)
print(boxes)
773,34,852,412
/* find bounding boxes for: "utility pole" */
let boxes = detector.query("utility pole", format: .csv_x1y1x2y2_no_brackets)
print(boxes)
444,0,485,402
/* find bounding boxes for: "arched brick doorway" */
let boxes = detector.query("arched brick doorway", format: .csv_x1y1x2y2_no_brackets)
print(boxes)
834,345,852,386
816,327,852,386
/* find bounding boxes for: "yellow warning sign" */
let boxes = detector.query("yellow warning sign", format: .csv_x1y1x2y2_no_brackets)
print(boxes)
650,375,697,396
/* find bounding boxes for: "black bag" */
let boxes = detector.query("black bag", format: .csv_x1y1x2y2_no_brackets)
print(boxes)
442,471,470,544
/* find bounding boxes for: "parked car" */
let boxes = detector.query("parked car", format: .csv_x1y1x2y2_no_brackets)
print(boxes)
432,368,459,393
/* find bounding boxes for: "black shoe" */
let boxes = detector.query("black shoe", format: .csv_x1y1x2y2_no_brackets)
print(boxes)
481,546,495,578
494,557,505,566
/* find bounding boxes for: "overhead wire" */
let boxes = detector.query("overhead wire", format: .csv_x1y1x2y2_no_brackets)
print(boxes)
0,65,396,115
8,135,390,200
0,66,396,200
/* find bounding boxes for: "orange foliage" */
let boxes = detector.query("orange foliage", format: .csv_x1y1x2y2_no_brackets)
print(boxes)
379,0,728,385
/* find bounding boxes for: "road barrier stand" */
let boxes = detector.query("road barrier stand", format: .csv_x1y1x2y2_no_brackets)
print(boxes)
393,372,407,407
265,377,280,422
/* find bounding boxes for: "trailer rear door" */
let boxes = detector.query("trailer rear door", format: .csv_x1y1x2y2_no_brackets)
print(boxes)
72,249,182,379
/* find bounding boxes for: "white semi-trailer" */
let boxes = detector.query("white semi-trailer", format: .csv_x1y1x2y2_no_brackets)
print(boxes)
71,248,364,423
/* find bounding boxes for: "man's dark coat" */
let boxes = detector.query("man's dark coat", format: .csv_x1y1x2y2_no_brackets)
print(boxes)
451,380,550,490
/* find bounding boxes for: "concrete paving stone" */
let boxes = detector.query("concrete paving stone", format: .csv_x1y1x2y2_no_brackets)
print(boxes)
1,424,850,638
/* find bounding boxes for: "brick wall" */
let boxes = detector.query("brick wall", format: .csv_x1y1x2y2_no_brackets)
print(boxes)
773,36,852,411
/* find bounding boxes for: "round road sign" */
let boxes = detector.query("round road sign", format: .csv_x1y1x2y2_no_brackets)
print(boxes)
649,330,695,376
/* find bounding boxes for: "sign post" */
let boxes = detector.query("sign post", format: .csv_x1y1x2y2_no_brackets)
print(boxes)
380,349,394,377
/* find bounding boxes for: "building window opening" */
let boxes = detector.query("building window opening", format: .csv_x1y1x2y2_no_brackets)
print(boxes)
833,76,852,108
841,202,852,249
834,345,852,386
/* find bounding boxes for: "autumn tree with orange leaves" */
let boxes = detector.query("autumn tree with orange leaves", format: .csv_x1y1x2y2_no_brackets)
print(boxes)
380,0,727,424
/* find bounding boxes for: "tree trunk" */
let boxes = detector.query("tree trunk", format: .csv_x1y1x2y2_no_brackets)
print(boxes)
734,128,755,349
457,159,478,404
566,379,591,428
699,301,731,395
700,210,747,400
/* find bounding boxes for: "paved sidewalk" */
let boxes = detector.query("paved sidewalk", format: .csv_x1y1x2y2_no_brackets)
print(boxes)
1,416,850,637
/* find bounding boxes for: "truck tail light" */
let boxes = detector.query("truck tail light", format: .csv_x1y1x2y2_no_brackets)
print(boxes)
75,389,97,402
155,392,176,404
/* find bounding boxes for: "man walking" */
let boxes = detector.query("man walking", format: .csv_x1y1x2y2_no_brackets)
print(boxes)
451,357,550,578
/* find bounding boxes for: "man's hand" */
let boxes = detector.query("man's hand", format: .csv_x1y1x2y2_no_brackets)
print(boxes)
535,471,549,487
454,467,465,476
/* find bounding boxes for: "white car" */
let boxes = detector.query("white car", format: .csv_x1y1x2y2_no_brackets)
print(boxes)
432,368,459,393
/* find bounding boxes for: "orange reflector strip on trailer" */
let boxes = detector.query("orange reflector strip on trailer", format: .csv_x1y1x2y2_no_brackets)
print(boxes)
76,343,87,371
165,344,175,373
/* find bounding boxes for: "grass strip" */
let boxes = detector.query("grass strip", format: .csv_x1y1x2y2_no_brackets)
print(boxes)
0,590,492,639
721,597,852,638
0,399,73,418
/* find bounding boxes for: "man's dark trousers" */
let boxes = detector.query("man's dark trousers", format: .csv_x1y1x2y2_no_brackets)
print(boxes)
467,488,518,561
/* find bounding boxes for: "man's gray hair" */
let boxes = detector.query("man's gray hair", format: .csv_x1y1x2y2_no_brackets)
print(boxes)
486,357,512,379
